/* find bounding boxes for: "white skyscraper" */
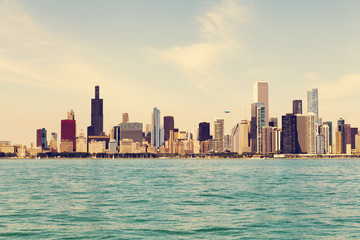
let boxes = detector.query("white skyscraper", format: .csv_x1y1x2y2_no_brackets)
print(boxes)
152,107,161,149
214,118,224,152
307,88,319,119
253,81,269,126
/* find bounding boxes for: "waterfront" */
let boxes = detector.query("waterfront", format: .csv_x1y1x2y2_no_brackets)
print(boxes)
1,159,360,239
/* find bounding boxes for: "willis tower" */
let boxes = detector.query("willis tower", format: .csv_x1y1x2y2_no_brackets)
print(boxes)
87,86,103,137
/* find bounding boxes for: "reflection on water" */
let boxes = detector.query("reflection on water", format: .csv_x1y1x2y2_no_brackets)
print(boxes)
1,159,360,239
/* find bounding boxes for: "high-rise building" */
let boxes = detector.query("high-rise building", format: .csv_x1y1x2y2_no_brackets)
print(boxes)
351,128,358,150
36,128,47,149
87,86,103,137
76,130,87,153
336,119,346,154
164,116,175,142
345,124,351,154
307,88,318,118
51,132,57,141
325,121,333,153
269,118,278,128
307,113,317,154
281,113,299,154
254,81,269,126
199,122,211,142
152,107,161,149
224,134,231,151
122,113,129,123
120,122,143,143
214,119,224,152
293,100,302,115
251,103,265,153
320,123,330,154
61,110,76,151
296,115,307,153
316,135,325,154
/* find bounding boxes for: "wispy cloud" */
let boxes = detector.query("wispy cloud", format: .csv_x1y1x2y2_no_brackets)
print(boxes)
148,0,250,95
0,0,105,91
317,74,360,101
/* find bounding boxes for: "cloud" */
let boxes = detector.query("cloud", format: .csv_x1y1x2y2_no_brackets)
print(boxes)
148,0,250,95
317,74,360,101
0,0,105,91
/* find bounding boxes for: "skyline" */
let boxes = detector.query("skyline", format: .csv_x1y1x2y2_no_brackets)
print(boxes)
1,0,360,146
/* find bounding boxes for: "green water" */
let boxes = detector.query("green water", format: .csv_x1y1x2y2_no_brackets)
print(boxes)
1,159,360,239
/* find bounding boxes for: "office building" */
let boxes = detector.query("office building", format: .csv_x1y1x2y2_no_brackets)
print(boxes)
119,122,143,144
61,110,76,151
254,81,269,126
320,123,330,154
152,107,161,149
325,121,333,153
316,135,325,154
164,116,174,142
36,128,47,149
307,88,318,118
281,113,299,154
293,100,302,115
76,131,87,153
87,86,103,137
199,122,211,142
122,113,129,123
251,103,265,153
269,118,278,128
214,119,224,152
351,128,358,151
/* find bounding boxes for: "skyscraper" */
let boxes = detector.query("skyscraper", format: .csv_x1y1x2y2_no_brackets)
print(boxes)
152,107,161,149
122,113,129,123
293,100,302,115
214,119,224,152
198,122,211,142
36,128,47,149
61,110,76,151
250,103,265,153
307,88,318,118
325,121,333,152
164,116,174,142
87,86,103,137
281,113,299,154
254,81,269,126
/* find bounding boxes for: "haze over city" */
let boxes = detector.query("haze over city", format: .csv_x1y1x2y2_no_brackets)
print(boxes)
1,0,360,146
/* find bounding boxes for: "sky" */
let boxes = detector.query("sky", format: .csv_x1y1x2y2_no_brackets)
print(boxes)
1,0,360,146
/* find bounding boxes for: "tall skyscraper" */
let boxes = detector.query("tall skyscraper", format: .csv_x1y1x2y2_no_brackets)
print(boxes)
199,122,211,142
281,113,299,154
250,103,265,153
336,118,345,154
152,107,161,149
325,121,333,152
164,116,175,142
214,119,224,152
61,110,76,151
36,128,47,149
293,100,302,115
307,88,318,118
254,81,269,126
87,86,103,137
122,113,129,123
320,123,330,154
269,117,278,128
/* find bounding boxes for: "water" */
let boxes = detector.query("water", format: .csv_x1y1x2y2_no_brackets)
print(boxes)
1,159,360,239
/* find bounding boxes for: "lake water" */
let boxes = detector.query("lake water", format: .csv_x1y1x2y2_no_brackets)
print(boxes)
1,159,360,239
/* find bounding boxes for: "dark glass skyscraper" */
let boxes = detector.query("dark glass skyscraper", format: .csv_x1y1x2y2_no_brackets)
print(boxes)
292,100,302,115
164,116,174,142
281,113,299,154
36,128,47,149
198,122,210,142
87,86,103,137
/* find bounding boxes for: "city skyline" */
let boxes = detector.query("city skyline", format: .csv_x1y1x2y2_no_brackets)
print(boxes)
2,0,360,146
